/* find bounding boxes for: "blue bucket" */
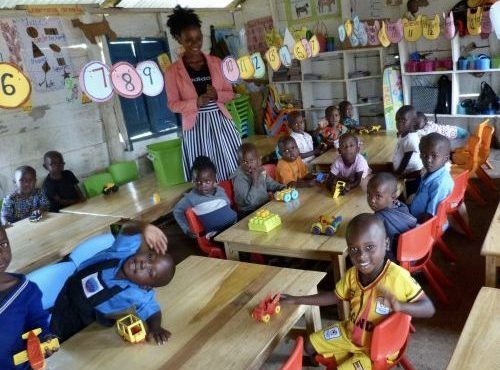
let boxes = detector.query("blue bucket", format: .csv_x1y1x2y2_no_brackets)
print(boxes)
457,58,468,70
475,55,490,70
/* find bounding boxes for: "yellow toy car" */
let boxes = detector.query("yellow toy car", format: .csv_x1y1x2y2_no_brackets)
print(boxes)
103,182,119,195
311,215,342,236
333,181,346,198
116,314,146,343
274,188,299,202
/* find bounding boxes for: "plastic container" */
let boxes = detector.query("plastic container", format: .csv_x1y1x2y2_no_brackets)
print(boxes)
405,61,418,72
457,58,468,70
437,58,453,70
492,56,500,69
326,37,335,52
475,55,490,70
146,139,185,186
419,60,434,72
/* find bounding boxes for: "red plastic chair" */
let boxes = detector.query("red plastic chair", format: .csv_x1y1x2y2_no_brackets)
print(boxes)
398,217,452,305
448,170,473,240
315,313,415,370
219,180,235,207
475,124,497,192
433,195,457,263
279,336,303,370
263,163,277,180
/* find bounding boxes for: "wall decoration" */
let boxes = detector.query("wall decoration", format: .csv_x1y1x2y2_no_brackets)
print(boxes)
0,20,23,68
110,62,143,99
136,61,164,97
285,0,340,25
317,0,339,18
221,56,240,83
245,16,274,54
71,16,117,44
265,46,281,71
79,61,113,102
403,16,422,42
26,5,84,17
422,14,440,40
0,62,32,109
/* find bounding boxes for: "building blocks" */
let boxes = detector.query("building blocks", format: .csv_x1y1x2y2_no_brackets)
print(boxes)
274,187,299,202
102,182,119,195
251,293,281,323
311,215,342,236
333,181,346,198
248,209,282,232
116,314,147,343
13,328,59,370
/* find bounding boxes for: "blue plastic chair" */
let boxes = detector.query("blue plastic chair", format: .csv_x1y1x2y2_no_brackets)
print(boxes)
27,262,76,310
69,232,115,267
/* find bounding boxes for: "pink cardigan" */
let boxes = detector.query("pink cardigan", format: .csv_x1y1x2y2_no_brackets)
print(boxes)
164,54,234,131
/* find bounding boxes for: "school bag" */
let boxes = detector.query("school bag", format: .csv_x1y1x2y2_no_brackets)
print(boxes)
434,75,452,116
475,81,499,113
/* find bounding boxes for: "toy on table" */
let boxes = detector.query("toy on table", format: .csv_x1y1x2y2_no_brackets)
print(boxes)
151,192,161,204
116,314,146,343
316,172,328,183
356,125,382,135
248,209,282,232
311,215,342,236
251,293,281,323
13,328,60,370
274,187,299,202
103,182,119,195
29,210,42,222
333,180,346,198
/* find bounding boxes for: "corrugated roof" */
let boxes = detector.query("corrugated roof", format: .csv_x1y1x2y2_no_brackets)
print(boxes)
0,0,236,9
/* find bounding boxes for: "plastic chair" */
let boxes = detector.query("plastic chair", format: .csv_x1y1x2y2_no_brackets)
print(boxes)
263,164,277,180
398,217,452,305
69,232,115,267
452,119,488,165
448,170,473,240
264,86,290,137
475,125,497,192
279,336,303,370
433,195,457,263
27,262,76,310
219,180,235,208
109,161,139,186
83,172,114,198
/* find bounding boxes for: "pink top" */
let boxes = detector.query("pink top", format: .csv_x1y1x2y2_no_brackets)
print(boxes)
330,153,370,180
164,53,234,131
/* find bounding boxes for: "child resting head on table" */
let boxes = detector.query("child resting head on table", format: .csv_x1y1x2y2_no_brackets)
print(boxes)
1,165,50,226
0,226,58,370
275,136,316,188
281,213,435,369
326,133,370,194
50,221,175,345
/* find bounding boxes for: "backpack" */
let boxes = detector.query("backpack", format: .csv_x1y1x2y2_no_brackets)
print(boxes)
435,75,452,116
475,81,499,113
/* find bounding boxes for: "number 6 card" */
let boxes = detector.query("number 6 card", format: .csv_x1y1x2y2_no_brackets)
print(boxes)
110,61,143,99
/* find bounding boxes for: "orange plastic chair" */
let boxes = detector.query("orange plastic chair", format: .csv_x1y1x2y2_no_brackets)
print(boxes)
279,336,303,370
263,163,277,179
397,217,452,305
433,195,457,263
475,125,497,191
315,313,415,370
448,170,473,240
219,180,235,208
452,120,488,165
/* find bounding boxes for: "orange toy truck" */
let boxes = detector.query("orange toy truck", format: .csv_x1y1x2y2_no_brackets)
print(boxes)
251,293,281,323
13,329,59,370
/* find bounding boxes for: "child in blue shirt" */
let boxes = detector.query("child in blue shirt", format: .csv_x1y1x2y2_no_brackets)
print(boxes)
173,156,237,238
50,221,174,344
0,226,57,369
410,133,454,223
1,166,50,226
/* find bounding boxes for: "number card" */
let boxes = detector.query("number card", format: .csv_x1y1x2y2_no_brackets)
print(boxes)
79,61,113,103
237,55,255,80
265,46,281,72
0,63,31,109
293,41,307,61
309,35,320,57
110,61,143,99
279,46,292,67
221,56,240,83
301,39,312,58
136,61,164,97
251,52,266,79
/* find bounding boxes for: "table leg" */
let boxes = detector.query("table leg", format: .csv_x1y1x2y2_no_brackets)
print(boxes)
484,255,498,287
224,242,240,261
332,252,349,320
305,286,322,333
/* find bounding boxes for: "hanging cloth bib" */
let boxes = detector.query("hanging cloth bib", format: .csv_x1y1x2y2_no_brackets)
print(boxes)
345,19,353,37
349,33,360,47
378,21,391,47
480,10,492,38
338,24,346,42
265,46,281,71
353,16,368,46
386,19,403,43
403,15,422,42
365,20,381,46
467,7,483,35
444,11,456,40
422,14,440,40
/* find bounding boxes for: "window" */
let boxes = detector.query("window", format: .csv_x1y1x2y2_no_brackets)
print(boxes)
108,38,179,143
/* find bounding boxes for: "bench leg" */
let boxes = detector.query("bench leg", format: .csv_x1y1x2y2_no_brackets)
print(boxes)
485,255,498,287
223,242,240,261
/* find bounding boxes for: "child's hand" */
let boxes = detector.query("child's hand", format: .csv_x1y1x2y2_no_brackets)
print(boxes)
379,287,401,312
147,326,171,345
280,294,298,304
206,85,218,100
143,224,168,254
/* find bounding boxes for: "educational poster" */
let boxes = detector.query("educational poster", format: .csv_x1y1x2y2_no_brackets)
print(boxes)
0,20,23,68
15,17,73,92
285,0,340,25
245,16,274,54
316,0,339,18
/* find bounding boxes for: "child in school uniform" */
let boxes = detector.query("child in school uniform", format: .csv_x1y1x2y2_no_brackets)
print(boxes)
326,134,370,194
173,156,237,238
288,111,324,164
281,213,435,369
410,133,454,223
1,166,50,226
275,136,316,187
339,100,359,129
367,173,417,262
0,226,58,369
50,221,174,344
42,151,85,212
316,106,347,148
232,143,285,216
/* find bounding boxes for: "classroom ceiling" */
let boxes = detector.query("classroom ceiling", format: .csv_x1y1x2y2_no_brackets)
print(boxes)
0,0,237,9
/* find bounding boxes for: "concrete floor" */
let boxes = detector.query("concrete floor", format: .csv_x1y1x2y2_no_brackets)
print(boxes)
163,151,500,370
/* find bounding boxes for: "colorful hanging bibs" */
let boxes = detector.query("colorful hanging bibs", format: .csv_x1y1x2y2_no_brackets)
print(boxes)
365,20,381,46
378,21,391,47
403,15,422,42
444,11,456,40
353,16,368,46
338,24,346,43
422,14,440,40
345,19,353,37
467,7,483,35
386,19,403,43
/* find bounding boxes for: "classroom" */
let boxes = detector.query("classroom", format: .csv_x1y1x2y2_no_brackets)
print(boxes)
0,0,498,369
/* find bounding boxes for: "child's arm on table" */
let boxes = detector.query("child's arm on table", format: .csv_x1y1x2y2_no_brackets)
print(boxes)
120,221,168,254
281,291,340,306
379,287,435,318
146,310,171,345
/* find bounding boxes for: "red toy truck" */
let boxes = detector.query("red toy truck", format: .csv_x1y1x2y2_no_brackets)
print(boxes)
251,293,281,323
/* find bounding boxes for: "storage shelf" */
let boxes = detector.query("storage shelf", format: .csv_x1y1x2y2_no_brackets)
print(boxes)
347,75,382,81
271,80,302,84
454,68,500,74
403,70,453,76
353,101,383,107
423,113,499,118
302,78,344,83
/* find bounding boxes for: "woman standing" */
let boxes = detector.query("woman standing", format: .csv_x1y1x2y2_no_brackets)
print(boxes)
165,6,241,181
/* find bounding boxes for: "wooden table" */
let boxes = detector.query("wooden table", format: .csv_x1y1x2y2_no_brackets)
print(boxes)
243,135,278,161
48,256,325,370
7,213,117,273
61,174,191,222
310,132,397,171
446,287,500,369
481,200,500,287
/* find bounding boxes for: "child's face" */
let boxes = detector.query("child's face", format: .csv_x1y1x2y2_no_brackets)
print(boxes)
343,104,353,118
415,116,426,130
193,168,216,195
240,150,261,175
327,109,340,126
14,170,36,195
338,137,359,165
289,115,305,133
420,141,449,173
0,228,12,273
367,181,396,212
44,155,65,176
122,251,175,288
396,112,414,136
347,222,388,279
280,140,299,162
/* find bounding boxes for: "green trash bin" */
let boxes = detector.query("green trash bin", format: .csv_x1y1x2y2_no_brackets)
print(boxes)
147,139,185,186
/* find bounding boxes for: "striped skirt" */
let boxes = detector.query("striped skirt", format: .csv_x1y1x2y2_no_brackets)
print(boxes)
182,102,241,181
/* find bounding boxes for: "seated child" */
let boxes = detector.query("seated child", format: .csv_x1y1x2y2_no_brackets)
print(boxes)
410,133,454,223
339,100,359,129
173,156,237,238
288,111,324,163
367,173,417,261
50,221,173,344
316,106,347,148
275,136,315,187
42,151,85,212
415,112,469,141
326,134,370,194
1,226,58,369
232,143,285,215
1,166,50,225
281,213,435,369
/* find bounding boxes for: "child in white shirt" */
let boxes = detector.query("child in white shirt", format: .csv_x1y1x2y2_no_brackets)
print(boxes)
288,111,325,163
